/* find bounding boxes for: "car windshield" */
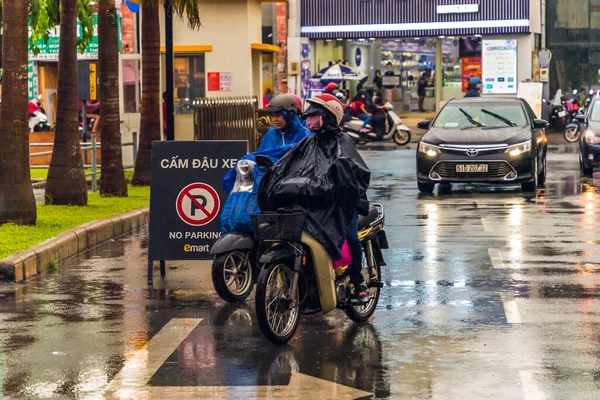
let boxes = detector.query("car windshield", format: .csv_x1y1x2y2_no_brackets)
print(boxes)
590,101,600,122
433,104,528,129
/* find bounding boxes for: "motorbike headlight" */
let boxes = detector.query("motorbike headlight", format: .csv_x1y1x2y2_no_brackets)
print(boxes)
419,142,440,157
232,160,256,193
506,141,532,157
585,130,600,144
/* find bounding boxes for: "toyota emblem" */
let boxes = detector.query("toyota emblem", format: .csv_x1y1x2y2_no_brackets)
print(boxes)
466,148,479,157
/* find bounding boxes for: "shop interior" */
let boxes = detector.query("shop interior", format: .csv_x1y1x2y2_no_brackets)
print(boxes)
380,37,481,112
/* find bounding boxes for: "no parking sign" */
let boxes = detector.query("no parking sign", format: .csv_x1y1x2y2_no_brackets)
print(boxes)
148,141,248,261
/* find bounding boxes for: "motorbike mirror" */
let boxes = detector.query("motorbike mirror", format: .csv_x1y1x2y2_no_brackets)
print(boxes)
533,119,550,129
417,120,431,130
255,155,274,168
575,114,586,122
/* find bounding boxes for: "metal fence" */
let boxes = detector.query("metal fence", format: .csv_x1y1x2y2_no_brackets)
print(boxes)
193,96,261,151
30,133,137,192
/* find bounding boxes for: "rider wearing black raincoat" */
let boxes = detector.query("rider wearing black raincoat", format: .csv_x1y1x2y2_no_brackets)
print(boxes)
258,94,371,297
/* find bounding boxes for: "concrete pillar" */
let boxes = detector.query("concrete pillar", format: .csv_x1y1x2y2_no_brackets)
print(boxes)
435,38,443,112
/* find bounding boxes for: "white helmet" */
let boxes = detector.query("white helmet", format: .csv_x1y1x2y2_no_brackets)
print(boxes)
306,94,345,124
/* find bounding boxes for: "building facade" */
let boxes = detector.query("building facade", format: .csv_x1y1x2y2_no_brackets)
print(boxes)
292,0,542,112
546,0,600,94
159,0,282,141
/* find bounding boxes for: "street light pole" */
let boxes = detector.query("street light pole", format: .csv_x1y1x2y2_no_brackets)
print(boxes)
164,0,175,141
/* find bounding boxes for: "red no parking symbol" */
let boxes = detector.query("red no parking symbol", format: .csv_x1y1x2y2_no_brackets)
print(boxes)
176,183,221,226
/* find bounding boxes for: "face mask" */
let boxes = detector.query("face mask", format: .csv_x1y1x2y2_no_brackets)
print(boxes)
266,93,272,100
306,114,323,132
476,85,481,91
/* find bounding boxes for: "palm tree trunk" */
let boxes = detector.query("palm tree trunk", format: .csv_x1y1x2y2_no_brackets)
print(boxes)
0,0,37,224
45,0,88,205
98,0,128,196
131,1,161,186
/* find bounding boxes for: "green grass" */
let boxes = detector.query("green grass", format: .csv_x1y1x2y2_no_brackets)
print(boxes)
30,169,135,181
0,185,149,258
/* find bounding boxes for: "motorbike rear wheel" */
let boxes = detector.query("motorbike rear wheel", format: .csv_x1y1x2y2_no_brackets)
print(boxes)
212,251,254,303
256,262,301,345
564,127,581,143
393,129,411,146
345,245,382,323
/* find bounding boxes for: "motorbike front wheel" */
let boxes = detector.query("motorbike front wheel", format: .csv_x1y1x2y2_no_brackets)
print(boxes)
564,127,581,143
255,262,301,345
212,251,254,303
393,130,411,146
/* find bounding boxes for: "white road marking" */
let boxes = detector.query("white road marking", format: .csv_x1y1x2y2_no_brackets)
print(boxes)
488,248,506,269
103,318,203,399
101,317,371,400
501,294,522,324
481,218,494,232
520,370,547,400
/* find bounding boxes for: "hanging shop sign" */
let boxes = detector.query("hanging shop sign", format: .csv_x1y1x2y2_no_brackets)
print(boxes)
27,14,120,61
482,39,518,95
436,4,479,14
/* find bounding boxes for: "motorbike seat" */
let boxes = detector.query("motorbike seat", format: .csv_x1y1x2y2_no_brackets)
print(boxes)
358,204,379,231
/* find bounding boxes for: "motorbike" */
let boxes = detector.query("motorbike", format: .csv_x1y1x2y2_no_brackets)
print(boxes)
251,154,388,345
29,111,53,132
549,102,569,132
210,158,259,303
565,110,586,143
343,102,411,146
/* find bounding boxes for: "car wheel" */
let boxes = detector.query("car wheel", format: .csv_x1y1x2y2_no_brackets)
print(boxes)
521,158,538,192
581,161,593,176
418,181,435,194
538,157,547,186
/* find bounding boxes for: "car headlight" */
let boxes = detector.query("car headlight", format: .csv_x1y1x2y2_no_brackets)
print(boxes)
419,142,440,157
505,141,532,157
232,160,256,193
585,130,600,144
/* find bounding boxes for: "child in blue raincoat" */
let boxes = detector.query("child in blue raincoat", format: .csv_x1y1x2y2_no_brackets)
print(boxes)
221,94,312,233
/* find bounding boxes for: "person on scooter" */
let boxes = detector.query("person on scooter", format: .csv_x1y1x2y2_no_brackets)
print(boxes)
258,94,312,152
323,82,338,95
260,94,372,299
465,77,482,98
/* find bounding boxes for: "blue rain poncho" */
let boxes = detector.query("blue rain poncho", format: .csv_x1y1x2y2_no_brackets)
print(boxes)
221,111,311,233
257,110,311,152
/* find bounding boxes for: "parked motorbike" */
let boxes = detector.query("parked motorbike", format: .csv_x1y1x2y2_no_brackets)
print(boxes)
549,102,569,132
210,159,259,303
565,111,586,143
343,102,411,146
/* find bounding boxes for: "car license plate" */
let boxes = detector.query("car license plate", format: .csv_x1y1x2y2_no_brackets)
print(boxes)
558,110,567,117
456,164,488,173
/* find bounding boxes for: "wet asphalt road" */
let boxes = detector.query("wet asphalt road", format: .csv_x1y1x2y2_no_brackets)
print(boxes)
2,143,600,399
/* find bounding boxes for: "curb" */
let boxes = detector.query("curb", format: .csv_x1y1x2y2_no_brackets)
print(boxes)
0,207,149,283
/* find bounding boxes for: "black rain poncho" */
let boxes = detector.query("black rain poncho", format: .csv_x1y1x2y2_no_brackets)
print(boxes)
258,127,370,260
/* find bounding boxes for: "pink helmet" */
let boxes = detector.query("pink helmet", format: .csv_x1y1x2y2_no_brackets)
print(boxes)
289,94,303,114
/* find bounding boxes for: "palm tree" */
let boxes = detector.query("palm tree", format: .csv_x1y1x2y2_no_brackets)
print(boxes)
0,0,36,224
45,0,88,205
131,0,202,186
131,1,160,186
98,0,128,196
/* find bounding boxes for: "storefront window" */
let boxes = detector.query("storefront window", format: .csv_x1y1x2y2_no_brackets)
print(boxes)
380,38,461,111
122,59,141,113
174,55,206,115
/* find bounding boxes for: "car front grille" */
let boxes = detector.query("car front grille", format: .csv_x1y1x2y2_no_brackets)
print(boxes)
432,161,515,180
